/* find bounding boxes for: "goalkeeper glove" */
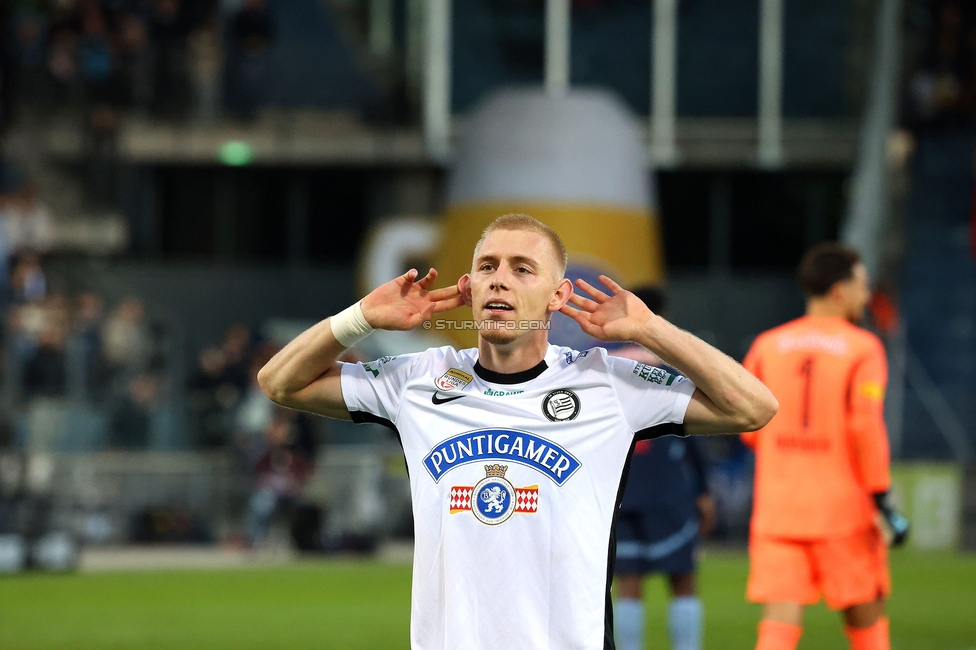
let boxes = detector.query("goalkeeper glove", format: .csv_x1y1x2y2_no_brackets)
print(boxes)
873,490,910,547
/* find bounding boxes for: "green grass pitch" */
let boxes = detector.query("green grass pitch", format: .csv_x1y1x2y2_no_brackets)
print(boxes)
0,550,973,649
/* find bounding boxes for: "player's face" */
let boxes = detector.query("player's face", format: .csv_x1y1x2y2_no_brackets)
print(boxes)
839,263,871,323
466,229,567,345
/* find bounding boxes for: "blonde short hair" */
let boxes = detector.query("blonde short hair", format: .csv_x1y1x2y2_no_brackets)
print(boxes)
474,213,568,277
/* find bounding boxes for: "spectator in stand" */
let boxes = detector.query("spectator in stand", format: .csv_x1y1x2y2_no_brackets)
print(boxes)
109,373,159,449
0,182,55,255
244,408,315,548
188,345,239,446
23,319,68,399
234,342,278,464
17,293,72,452
100,297,151,382
9,252,48,305
185,322,252,447
225,0,273,120
5,292,66,374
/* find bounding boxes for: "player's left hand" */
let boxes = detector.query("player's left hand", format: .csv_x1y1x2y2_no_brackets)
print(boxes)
874,491,910,548
559,275,654,343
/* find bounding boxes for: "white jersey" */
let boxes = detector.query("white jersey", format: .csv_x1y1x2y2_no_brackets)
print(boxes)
340,344,695,650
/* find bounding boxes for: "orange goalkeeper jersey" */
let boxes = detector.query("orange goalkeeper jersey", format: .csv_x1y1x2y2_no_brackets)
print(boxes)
742,316,891,539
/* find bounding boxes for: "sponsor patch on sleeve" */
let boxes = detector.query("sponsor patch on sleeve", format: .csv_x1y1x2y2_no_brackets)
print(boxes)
435,368,474,391
633,363,675,385
362,356,396,377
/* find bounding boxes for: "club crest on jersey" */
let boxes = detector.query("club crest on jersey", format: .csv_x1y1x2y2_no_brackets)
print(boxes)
434,368,473,392
542,389,580,422
449,464,539,525
424,428,581,485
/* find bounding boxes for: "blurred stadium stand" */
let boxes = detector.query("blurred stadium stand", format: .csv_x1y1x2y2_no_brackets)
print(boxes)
0,0,973,556
896,0,976,463
899,130,976,459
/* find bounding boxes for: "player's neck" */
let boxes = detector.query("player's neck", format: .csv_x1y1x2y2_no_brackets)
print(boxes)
476,332,549,376
806,299,848,320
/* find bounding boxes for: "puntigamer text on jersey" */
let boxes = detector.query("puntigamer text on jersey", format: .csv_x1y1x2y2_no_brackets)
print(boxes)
423,428,582,485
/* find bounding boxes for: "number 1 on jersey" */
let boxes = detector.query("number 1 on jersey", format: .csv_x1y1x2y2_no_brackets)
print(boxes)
799,357,813,429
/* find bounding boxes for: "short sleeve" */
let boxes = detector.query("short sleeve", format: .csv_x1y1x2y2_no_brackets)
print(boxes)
340,353,421,426
606,355,696,435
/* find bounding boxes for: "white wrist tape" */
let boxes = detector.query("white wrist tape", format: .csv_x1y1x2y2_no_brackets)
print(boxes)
330,300,374,348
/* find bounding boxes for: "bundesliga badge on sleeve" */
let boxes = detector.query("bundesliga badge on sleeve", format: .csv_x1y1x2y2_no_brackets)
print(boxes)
449,464,539,525
435,368,473,391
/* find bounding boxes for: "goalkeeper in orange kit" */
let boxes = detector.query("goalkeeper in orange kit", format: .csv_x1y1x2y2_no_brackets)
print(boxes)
741,243,909,650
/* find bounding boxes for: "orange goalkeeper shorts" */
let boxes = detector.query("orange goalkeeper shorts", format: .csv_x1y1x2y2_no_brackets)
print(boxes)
747,526,890,610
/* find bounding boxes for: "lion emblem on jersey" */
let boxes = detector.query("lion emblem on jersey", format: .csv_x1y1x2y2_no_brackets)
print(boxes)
480,486,507,512
470,465,515,525
449,464,540,525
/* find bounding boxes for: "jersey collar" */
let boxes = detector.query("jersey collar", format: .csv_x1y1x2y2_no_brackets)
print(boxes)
473,358,548,384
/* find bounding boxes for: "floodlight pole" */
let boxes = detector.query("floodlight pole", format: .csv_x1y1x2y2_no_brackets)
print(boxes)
424,0,452,160
758,0,784,167
546,0,571,95
651,0,678,166
369,0,394,57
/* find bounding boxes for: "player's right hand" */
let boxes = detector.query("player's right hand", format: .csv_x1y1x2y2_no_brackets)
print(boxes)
874,491,910,548
360,268,464,331
696,494,717,538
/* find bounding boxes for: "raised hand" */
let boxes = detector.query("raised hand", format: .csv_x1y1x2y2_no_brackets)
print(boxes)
361,268,464,331
558,275,655,343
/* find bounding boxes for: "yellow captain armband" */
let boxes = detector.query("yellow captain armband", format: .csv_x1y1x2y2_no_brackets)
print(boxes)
858,381,885,401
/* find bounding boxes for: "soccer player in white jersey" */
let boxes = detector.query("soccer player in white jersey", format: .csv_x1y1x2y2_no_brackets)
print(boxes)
258,214,778,650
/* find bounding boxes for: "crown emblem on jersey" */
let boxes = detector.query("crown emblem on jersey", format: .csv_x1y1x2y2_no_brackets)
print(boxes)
484,463,508,478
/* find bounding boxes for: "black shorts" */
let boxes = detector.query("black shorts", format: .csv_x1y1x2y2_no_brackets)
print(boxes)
614,512,699,576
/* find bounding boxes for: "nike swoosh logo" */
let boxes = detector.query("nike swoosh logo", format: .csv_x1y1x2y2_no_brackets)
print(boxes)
432,393,465,405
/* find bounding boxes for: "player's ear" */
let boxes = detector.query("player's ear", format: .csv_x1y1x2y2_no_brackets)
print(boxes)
458,274,473,307
548,278,574,313
828,279,850,305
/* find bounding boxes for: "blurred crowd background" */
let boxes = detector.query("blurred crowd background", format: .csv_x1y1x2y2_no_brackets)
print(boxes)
0,0,973,562
906,1,976,130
